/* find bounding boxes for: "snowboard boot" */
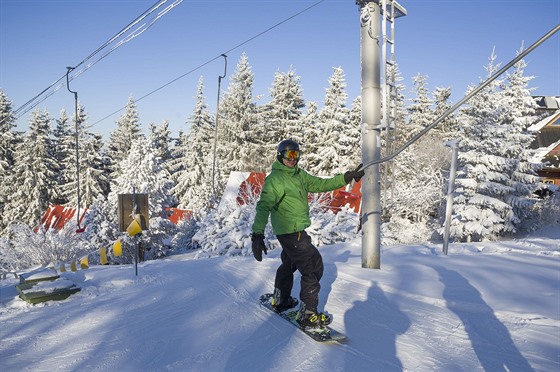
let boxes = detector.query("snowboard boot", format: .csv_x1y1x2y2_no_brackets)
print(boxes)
296,303,332,329
271,288,299,313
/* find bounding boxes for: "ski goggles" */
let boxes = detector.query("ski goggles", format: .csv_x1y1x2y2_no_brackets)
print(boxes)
281,149,301,160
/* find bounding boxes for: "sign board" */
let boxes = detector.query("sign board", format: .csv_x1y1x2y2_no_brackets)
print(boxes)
118,194,149,232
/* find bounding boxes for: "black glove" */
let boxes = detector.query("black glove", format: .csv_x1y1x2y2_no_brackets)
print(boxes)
251,233,267,262
344,164,365,184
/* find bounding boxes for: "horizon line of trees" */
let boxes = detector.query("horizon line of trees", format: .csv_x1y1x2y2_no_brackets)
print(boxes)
1,50,557,270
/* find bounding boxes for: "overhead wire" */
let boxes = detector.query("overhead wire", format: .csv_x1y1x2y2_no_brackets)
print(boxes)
6,0,180,125
7,0,326,129
91,0,327,127
71,0,183,82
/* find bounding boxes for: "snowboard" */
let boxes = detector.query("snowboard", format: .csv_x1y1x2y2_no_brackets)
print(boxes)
259,293,347,344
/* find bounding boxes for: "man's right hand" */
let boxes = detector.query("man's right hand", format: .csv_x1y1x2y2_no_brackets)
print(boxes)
251,233,268,262
344,164,365,184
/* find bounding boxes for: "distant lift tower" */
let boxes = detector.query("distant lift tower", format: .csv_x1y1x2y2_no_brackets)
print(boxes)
380,0,407,208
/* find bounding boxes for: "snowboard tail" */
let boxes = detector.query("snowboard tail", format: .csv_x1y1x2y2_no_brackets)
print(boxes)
259,293,347,343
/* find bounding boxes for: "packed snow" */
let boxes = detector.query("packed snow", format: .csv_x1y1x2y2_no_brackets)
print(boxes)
0,227,558,372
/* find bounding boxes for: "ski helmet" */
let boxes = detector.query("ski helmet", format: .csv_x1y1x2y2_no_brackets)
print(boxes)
277,139,301,163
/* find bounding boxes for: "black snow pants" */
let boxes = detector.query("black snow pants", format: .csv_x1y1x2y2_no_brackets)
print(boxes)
274,230,323,312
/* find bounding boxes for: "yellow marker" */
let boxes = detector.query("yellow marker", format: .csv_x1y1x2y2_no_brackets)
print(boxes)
100,247,108,265
60,263,66,272
70,261,77,272
113,239,123,257
80,256,89,269
127,216,142,237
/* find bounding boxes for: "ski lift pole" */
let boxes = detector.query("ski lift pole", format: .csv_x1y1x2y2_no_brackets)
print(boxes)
443,140,459,255
66,66,81,230
211,54,227,205
358,0,382,269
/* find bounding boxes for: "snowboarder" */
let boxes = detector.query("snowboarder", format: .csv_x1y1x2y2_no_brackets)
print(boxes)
251,139,364,328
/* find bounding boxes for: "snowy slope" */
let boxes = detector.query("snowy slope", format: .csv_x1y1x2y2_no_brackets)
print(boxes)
0,230,558,372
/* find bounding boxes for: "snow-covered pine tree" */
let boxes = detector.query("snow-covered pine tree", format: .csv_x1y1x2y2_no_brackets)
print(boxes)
169,213,199,251
431,86,459,140
262,67,306,154
111,136,177,215
107,96,144,179
172,77,215,212
52,109,73,205
58,110,80,207
149,120,173,171
169,129,186,183
0,90,17,234
501,52,542,227
451,50,530,242
82,132,110,204
0,89,15,170
219,53,259,177
307,67,351,175
79,195,120,263
108,137,177,260
404,74,434,143
3,109,56,228
347,96,362,167
60,104,109,209
387,73,449,224
298,101,319,170
386,77,456,235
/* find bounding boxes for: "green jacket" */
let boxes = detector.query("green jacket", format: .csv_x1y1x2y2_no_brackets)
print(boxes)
252,160,347,235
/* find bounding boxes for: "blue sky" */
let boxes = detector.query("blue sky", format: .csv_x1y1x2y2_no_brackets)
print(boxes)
1,0,559,139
